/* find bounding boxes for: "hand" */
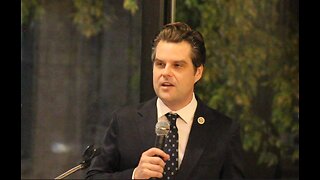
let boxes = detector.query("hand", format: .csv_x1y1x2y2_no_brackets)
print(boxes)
134,147,170,179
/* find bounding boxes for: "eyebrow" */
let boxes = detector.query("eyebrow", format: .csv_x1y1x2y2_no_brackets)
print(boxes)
174,60,187,64
154,58,187,64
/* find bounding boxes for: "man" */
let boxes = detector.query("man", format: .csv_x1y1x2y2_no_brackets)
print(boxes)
86,22,245,179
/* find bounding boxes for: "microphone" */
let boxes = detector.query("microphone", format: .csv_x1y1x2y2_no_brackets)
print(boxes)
54,144,101,179
151,121,170,180
154,121,170,150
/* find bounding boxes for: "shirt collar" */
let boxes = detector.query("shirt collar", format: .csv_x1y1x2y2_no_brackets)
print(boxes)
156,93,198,124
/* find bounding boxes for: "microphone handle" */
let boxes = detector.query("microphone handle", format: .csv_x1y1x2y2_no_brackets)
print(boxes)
154,135,166,150
151,135,166,180
54,164,84,179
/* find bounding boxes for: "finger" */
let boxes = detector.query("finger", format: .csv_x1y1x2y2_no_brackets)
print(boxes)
144,148,170,161
143,168,163,178
148,156,166,168
135,167,163,179
141,162,164,173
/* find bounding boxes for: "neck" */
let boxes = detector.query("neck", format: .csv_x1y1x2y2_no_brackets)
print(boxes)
162,94,194,111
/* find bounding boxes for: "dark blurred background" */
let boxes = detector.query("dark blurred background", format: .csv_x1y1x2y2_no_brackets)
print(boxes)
21,0,299,179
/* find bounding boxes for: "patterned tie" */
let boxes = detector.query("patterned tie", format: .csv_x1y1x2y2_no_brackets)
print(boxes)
163,113,179,180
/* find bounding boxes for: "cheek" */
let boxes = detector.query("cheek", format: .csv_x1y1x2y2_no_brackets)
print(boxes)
177,74,195,86
153,70,159,82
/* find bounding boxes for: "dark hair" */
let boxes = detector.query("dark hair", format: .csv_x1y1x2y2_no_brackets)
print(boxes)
151,22,206,68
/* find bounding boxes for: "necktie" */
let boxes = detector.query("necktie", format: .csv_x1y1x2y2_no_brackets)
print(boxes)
163,113,179,180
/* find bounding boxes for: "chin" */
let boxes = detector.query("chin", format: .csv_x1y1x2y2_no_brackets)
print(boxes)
157,93,171,101
160,96,178,106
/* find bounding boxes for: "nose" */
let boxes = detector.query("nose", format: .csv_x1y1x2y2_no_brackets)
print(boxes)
162,65,173,77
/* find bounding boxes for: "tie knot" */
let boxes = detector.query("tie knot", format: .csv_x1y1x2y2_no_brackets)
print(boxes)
165,113,179,125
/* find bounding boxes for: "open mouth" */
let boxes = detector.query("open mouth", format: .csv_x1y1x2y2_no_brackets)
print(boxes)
161,82,174,87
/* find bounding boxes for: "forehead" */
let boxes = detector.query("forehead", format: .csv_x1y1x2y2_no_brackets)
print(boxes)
155,40,192,62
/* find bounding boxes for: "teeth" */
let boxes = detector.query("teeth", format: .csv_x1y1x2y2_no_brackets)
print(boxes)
162,82,172,86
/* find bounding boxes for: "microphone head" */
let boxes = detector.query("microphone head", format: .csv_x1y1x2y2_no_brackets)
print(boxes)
155,121,170,136
81,144,101,168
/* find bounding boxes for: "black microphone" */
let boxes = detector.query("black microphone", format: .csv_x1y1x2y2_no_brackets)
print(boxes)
154,121,170,150
151,121,170,180
54,144,101,179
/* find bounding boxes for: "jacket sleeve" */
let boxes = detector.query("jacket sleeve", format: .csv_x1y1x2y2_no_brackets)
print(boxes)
85,113,135,179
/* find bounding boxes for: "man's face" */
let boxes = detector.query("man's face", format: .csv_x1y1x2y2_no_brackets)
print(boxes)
153,40,203,110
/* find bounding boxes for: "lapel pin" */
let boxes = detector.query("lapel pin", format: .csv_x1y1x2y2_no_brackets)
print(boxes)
197,117,205,125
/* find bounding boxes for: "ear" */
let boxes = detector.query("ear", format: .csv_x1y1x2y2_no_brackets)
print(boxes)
194,65,204,83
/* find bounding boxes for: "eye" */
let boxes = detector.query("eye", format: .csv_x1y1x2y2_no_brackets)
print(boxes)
174,63,183,68
154,61,165,68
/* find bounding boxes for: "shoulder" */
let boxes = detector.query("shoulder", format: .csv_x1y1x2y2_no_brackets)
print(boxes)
196,96,239,131
111,97,157,117
196,96,231,120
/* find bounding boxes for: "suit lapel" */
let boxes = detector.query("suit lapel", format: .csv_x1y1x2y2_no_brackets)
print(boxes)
136,97,158,151
175,99,214,179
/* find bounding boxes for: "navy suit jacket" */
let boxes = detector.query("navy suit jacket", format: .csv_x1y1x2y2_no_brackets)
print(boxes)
86,96,245,179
